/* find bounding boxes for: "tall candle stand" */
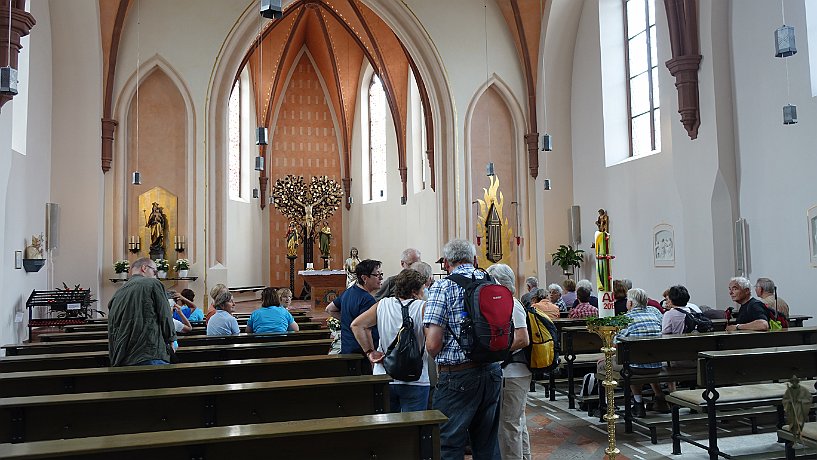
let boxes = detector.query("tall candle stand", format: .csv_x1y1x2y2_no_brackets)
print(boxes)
588,323,624,459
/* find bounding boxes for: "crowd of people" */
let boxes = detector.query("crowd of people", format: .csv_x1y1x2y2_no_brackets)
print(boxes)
107,248,792,460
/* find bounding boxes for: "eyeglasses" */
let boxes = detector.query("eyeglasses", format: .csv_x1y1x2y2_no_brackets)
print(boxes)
147,266,158,273
368,272,384,279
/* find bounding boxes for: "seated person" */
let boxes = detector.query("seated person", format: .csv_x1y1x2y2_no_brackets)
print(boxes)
597,288,666,417
572,279,598,308
661,285,702,334
246,287,299,334
171,302,192,334
613,280,628,315
206,290,240,336
562,279,577,308
205,283,228,324
755,277,789,318
725,277,770,332
531,288,560,320
277,288,294,309
547,284,567,312
172,288,204,322
569,286,599,318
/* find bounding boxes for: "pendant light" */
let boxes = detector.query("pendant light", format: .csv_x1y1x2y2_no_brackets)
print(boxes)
255,5,267,173
483,1,494,179
776,0,798,125
131,0,142,185
540,0,552,189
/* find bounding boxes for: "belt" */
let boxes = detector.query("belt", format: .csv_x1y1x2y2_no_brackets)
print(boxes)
438,361,484,373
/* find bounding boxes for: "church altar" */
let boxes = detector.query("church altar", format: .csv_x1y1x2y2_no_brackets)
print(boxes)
298,270,347,311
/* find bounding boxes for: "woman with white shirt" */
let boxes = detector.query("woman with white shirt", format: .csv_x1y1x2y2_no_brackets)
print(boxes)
351,268,430,412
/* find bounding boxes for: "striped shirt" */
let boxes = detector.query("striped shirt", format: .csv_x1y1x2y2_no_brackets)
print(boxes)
616,305,663,369
423,264,484,366
569,302,598,319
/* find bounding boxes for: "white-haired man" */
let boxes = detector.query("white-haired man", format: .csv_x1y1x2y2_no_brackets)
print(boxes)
725,277,769,332
755,277,790,318
520,277,538,307
374,248,422,300
424,239,501,459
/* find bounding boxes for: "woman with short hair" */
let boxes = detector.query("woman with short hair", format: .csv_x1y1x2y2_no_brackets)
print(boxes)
206,290,240,336
247,288,299,334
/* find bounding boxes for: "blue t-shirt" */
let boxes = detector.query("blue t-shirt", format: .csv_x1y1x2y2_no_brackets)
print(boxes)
174,306,204,322
247,306,295,334
206,310,240,336
338,284,378,354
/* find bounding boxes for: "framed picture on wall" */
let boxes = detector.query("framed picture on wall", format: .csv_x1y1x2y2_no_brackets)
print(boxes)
653,224,674,267
808,205,817,267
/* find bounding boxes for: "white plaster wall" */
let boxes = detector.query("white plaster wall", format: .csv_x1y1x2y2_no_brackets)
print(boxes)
49,0,104,309
226,198,267,286
731,0,817,318
0,0,53,346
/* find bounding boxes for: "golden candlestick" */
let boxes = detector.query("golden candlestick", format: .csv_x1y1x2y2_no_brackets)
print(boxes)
588,324,624,459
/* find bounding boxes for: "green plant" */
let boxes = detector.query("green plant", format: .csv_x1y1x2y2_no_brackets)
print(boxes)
114,260,129,274
154,258,170,272
551,245,585,274
174,258,190,271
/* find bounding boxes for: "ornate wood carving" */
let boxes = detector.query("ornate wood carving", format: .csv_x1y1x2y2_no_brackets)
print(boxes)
101,118,118,172
664,0,702,140
0,0,36,112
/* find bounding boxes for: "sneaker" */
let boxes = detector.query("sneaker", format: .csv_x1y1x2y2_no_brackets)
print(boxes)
631,401,646,418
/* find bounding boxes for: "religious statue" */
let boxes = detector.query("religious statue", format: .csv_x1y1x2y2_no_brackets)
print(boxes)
596,208,609,233
286,221,300,257
344,247,360,287
475,174,513,268
145,202,168,257
25,233,44,259
271,175,343,239
318,223,332,259
293,193,327,238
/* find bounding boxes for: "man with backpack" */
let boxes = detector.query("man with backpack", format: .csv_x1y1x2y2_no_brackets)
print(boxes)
424,239,508,460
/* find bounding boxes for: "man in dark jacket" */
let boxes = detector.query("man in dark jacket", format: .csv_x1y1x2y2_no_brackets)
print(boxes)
108,257,177,366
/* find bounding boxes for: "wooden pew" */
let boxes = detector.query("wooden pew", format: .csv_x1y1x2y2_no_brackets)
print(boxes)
0,410,446,460
57,319,323,335
616,326,817,441
0,354,365,398
667,345,817,460
0,339,332,372
4,330,331,356
0,374,391,443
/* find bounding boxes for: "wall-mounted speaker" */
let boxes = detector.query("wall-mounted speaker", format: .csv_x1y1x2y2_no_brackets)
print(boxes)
569,205,581,246
734,218,749,277
45,203,60,250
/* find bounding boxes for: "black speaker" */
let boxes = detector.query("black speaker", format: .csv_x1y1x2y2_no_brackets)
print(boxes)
260,0,282,19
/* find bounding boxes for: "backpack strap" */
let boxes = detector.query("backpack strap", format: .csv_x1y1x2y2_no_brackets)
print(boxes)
446,273,469,290
397,299,416,323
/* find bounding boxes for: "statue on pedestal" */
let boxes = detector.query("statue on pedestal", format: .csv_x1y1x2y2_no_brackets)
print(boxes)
146,202,168,259
318,223,332,259
286,221,300,257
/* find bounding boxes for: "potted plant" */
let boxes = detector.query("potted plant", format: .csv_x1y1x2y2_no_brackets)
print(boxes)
114,260,130,279
551,244,585,278
175,258,190,278
154,259,170,278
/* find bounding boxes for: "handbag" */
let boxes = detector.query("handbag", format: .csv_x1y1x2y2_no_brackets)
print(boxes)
382,299,424,382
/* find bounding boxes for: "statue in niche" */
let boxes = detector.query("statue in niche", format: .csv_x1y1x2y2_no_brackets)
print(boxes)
25,234,45,259
318,223,332,259
286,221,300,258
145,202,168,258
485,204,503,263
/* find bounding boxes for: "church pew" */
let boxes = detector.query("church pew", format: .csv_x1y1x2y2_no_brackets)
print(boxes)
0,338,332,372
4,330,331,356
58,319,323,334
39,322,323,342
615,326,817,439
668,345,817,459
0,374,391,443
0,354,365,398
0,410,446,460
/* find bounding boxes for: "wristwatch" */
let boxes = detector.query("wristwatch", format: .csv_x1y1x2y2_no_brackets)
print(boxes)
364,349,374,356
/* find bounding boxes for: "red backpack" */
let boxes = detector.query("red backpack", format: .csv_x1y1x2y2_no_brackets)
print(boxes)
447,271,515,363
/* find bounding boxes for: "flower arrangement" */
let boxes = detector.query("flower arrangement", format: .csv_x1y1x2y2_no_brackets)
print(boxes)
154,258,170,272
174,258,190,271
326,316,341,332
114,260,130,274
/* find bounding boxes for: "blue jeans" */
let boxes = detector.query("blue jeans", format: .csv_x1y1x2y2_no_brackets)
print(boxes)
432,363,502,460
132,359,169,366
389,384,430,412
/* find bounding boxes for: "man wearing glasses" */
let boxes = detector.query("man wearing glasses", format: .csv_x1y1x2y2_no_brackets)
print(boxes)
326,259,383,362
108,257,177,366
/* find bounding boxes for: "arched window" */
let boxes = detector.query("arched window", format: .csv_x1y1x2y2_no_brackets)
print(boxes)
367,74,387,202
625,0,661,156
228,68,251,201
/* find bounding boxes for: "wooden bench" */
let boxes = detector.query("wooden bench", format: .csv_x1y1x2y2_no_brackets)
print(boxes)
667,345,817,459
778,421,817,459
0,338,332,372
0,374,391,443
0,353,365,398
4,330,331,356
0,410,446,459
616,326,817,440
58,319,323,335
558,326,604,410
